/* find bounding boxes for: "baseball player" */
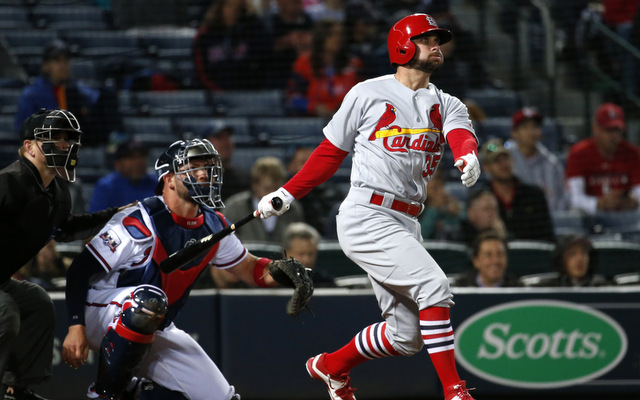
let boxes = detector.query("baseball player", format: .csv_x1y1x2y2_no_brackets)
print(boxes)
258,14,480,400
61,139,307,400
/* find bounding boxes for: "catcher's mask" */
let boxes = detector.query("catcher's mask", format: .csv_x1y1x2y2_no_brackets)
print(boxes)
154,138,224,209
20,109,82,182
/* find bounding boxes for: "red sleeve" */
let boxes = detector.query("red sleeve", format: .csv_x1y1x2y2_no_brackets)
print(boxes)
283,139,349,199
447,128,477,160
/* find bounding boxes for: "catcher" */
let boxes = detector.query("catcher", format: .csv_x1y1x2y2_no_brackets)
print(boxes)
61,139,313,400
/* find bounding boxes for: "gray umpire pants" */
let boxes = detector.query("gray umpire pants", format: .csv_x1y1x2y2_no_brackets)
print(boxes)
0,279,55,388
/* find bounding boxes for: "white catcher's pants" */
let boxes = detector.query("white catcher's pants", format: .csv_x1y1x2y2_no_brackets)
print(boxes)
85,287,235,400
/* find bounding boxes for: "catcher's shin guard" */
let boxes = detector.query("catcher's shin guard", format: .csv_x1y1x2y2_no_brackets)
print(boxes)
93,285,168,399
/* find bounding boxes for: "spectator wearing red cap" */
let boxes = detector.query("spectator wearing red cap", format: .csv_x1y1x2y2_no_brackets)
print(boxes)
505,108,567,212
565,102,640,214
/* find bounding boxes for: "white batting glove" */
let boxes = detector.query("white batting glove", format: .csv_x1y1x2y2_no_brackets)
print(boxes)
454,151,481,187
258,187,294,219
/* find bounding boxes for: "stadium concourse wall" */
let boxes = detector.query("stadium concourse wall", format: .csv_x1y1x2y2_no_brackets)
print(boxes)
40,287,640,399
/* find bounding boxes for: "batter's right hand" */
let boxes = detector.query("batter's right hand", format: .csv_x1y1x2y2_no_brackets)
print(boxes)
258,187,293,219
62,324,90,369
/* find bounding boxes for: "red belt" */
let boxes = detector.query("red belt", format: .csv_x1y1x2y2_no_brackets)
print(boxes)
369,193,422,217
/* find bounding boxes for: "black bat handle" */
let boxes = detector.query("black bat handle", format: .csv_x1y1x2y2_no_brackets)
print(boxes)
271,196,283,211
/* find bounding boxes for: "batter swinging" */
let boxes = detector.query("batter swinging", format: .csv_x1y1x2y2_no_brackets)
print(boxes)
258,13,481,400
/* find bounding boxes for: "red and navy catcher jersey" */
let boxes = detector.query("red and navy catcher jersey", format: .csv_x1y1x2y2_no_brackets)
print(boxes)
85,196,248,324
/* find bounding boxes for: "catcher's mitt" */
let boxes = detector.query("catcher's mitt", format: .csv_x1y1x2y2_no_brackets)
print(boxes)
269,258,314,316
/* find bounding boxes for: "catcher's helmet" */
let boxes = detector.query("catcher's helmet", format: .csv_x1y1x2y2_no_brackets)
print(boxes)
154,138,224,209
387,13,453,66
20,108,82,182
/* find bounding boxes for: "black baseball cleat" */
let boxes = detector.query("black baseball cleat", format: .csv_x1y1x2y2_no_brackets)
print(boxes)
2,386,49,400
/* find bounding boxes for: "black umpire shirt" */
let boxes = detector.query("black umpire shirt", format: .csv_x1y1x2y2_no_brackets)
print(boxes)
0,156,118,284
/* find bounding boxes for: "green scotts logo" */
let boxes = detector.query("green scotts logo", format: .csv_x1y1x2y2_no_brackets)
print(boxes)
455,300,627,388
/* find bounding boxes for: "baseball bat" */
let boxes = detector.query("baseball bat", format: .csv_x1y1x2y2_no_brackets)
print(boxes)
159,197,283,274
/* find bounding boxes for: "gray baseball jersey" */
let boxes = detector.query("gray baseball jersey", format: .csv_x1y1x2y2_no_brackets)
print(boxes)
325,74,475,205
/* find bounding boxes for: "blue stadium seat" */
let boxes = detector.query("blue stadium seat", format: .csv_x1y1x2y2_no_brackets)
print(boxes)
173,116,251,145
135,90,213,116
122,116,179,147
476,117,511,141
212,90,286,117
2,30,59,58
552,210,587,238
78,145,107,169
117,91,138,116
541,119,563,153
70,59,100,86
122,116,173,135
64,30,142,58
0,88,22,115
0,115,15,135
231,146,287,168
467,88,522,117
32,5,110,30
137,31,195,61
0,6,32,30
250,117,325,145
0,145,18,169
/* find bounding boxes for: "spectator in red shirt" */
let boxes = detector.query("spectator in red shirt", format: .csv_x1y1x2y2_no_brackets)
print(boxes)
287,20,363,119
565,102,640,214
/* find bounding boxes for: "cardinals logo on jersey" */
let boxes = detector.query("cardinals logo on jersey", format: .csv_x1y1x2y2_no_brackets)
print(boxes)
369,103,399,140
429,104,443,131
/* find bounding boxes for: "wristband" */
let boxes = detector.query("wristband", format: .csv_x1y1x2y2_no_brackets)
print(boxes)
253,257,271,288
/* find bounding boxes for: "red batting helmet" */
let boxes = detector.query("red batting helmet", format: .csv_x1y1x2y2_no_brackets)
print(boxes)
387,13,453,66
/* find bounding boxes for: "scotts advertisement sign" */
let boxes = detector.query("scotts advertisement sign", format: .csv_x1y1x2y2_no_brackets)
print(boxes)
455,300,627,388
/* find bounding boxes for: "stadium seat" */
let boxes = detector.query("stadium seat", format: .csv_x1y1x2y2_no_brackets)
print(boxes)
0,116,15,135
552,210,587,238
466,88,522,118
423,241,470,275
117,91,138,116
0,88,22,115
0,6,32,30
31,5,110,30
2,30,59,58
64,30,142,58
243,242,282,259
0,146,17,169
173,116,251,145
78,145,107,169
250,117,325,145
137,30,195,61
135,90,213,116
212,90,286,117
507,240,555,276
591,240,640,278
70,59,99,86
476,117,511,141
316,242,361,277
122,116,179,147
231,146,287,168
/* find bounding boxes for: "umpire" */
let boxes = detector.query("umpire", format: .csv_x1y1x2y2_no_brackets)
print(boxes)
0,109,122,400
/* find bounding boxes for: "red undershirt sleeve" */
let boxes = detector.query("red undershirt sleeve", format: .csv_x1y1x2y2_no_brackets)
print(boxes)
283,139,349,199
447,128,478,161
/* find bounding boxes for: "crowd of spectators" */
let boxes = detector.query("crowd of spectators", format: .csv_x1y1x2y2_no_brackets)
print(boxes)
2,0,640,292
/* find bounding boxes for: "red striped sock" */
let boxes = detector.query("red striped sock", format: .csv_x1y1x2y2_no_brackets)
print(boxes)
420,307,460,388
324,322,399,375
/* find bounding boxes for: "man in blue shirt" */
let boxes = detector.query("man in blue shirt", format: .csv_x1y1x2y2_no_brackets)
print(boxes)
89,140,156,212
